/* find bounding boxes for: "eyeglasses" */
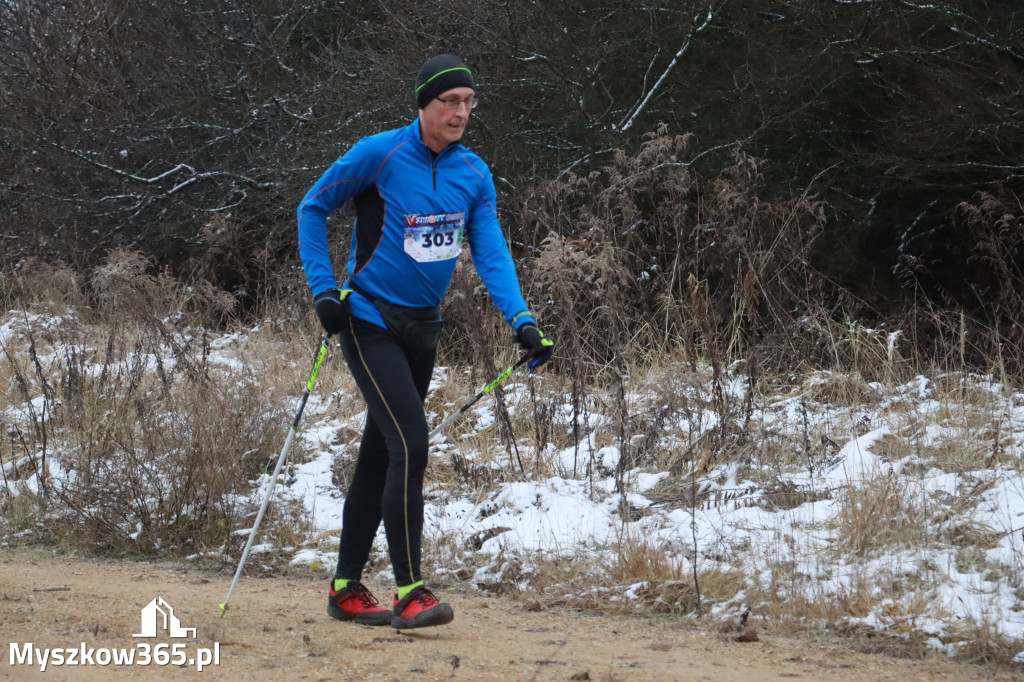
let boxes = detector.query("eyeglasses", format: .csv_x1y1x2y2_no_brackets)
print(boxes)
435,96,478,112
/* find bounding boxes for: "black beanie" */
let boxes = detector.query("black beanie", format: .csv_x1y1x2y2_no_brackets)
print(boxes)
415,54,476,109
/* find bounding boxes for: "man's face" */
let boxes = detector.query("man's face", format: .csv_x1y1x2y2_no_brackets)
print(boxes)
419,86,475,153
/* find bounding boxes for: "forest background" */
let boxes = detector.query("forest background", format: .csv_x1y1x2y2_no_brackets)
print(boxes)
2,0,1022,371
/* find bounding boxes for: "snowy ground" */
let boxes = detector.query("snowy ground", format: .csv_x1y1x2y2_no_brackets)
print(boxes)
279,366,1024,662
3,314,1023,662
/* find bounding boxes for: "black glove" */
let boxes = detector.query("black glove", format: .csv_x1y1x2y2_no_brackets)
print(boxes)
515,323,555,369
313,289,349,336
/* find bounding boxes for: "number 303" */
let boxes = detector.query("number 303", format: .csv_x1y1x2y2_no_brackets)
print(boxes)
422,231,454,248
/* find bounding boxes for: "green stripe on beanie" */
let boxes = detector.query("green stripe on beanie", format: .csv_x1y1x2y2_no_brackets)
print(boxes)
416,54,475,109
416,67,472,92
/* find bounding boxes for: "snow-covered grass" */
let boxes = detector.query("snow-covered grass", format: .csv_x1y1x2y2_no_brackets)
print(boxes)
3,308,1024,665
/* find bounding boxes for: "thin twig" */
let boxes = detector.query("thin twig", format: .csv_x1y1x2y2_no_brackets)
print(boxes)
615,9,714,132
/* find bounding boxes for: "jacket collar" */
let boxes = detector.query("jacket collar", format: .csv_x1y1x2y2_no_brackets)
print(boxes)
409,119,463,158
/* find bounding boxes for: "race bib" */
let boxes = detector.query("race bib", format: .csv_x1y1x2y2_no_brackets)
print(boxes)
403,212,465,262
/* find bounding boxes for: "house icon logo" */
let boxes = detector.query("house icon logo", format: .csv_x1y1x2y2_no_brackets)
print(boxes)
132,597,197,639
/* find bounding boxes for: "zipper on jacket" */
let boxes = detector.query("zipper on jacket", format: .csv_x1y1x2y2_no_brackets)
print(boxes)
429,146,452,191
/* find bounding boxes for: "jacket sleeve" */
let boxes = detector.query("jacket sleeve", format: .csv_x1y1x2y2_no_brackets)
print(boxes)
297,138,378,297
465,163,536,330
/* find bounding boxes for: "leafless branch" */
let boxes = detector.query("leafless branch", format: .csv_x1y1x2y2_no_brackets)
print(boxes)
615,9,714,132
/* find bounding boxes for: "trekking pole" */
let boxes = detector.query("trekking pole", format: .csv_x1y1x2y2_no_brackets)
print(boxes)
428,352,531,441
220,335,332,617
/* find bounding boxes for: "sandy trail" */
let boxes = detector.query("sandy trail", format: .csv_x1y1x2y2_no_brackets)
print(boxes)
0,549,1009,681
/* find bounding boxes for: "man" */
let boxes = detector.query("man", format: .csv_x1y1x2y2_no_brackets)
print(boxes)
297,54,554,630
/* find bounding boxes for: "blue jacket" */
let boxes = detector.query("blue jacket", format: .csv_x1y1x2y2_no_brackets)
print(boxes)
298,119,535,331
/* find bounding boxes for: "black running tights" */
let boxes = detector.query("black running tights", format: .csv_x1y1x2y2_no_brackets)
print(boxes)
333,317,435,588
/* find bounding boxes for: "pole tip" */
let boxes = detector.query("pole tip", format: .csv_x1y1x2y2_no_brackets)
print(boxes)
219,603,228,617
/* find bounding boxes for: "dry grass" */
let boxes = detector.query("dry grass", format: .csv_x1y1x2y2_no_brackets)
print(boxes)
445,528,747,619
834,476,933,557
0,255,326,557
753,561,951,641
872,433,915,462
530,549,745,617
867,373,1014,476
0,258,86,314
948,618,1024,666
801,371,882,407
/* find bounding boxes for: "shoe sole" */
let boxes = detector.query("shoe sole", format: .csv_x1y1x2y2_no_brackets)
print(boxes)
327,604,393,626
391,603,454,630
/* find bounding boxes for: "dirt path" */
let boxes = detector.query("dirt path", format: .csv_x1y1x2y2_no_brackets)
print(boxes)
0,549,1010,681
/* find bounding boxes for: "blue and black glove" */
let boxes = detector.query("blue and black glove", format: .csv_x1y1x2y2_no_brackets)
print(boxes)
515,323,555,369
313,289,350,336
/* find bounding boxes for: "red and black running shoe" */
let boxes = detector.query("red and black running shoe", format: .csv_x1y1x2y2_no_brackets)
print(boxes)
327,581,392,626
391,585,454,630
